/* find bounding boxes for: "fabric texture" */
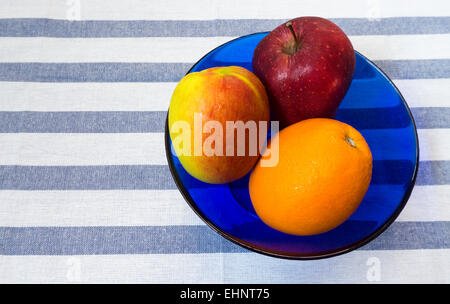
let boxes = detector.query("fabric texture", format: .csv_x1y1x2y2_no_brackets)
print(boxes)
0,0,449,283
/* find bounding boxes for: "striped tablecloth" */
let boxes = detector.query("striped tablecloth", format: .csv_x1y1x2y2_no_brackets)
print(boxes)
0,0,449,283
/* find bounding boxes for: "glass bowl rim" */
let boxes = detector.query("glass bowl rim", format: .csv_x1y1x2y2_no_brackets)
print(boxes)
164,32,420,260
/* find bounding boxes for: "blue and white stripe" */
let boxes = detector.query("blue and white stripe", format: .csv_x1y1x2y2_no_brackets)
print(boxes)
0,0,449,283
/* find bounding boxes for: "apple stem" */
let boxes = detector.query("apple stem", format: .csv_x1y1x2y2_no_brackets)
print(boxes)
285,22,299,52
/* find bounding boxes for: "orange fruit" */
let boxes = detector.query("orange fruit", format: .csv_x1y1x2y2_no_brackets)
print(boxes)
249,118,372,236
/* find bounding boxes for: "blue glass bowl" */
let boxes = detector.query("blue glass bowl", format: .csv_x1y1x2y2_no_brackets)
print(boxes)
165,33,419,259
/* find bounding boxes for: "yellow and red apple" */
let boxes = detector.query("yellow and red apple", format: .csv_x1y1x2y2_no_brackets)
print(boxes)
253,17,355,128
168,66,270,184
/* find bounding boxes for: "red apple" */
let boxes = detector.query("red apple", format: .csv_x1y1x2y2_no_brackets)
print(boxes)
252,17,355,127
